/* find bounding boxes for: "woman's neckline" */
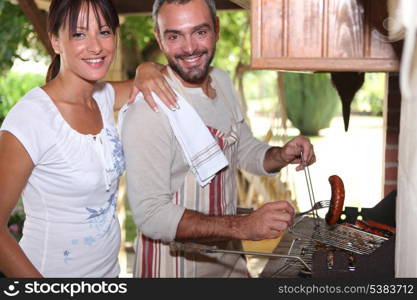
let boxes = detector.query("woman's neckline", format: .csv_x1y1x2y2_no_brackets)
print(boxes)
37,86,105,138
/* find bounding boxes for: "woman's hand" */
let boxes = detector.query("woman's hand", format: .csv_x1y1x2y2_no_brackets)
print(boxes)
129,62,178,112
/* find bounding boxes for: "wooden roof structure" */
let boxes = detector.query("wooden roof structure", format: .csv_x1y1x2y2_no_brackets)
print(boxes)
32,0,243,13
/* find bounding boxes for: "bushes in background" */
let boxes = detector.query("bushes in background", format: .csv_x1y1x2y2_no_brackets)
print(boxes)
351,73,385,116
0,72,44,125
284,72,340,136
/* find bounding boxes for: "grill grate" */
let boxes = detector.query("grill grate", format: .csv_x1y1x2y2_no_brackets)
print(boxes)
290,217,387,255
261,216,390,278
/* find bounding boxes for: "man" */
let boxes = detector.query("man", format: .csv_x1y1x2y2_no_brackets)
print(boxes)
122,0,316,277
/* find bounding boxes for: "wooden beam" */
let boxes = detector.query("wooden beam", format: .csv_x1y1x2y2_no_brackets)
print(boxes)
230,0,250,9
17,0,54,57
32,0,244,14
111,0,242,14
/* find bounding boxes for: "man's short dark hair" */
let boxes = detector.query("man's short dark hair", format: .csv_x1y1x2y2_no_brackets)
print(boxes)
152,0,217,32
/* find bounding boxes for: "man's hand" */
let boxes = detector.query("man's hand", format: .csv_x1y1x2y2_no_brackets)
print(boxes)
238,201,295,241
280,135,315,171
264,135,316,172
130,62,178,112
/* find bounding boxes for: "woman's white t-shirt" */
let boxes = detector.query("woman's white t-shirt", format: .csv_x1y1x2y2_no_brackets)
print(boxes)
1,82,125,277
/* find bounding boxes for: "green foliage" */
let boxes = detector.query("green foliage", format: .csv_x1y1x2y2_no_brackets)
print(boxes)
124,198,137,243
8,208,25,241
121,15,155,52
0,72,44,124
284,73,340,136
0,0,45,76
244,71,278,100
351,73,386,116
213,11,250,77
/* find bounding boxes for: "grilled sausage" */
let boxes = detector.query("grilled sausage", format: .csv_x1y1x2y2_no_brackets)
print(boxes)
325,175,345,225
365,219,395,234
342,220,393,237
354,220,390,237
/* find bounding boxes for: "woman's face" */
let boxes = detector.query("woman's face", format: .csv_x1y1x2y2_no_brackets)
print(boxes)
51,4,116,82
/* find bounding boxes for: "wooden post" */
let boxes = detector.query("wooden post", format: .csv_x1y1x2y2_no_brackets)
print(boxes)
17,0,54,57
383,73,401,196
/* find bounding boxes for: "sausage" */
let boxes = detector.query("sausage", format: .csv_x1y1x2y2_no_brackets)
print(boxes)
365,219,395,234
342,220,393,237
354,220,390,237
325,175,345,225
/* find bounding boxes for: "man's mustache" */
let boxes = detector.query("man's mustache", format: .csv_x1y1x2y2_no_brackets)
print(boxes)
175,50,208,60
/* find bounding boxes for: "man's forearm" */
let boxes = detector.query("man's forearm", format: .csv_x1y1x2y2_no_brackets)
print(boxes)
175,210,247,242
174,200,295,242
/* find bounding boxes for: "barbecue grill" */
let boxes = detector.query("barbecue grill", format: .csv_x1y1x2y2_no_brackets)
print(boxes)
260,215,395,278
171,190,396,278
171,214,394,278
171,180,396,278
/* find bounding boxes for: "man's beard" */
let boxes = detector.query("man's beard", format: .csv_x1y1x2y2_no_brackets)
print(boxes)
167,47,215,84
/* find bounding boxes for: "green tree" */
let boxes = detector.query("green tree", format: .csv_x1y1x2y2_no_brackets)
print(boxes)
120,15,159,78
0,0,45,76
0,72,44,124
351,73,385,116
284,73,340,136
213,11,250,77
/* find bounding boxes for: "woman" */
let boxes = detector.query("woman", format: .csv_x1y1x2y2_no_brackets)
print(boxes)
0,0,172,277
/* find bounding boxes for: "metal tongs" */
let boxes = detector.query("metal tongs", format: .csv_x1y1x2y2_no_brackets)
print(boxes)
301,152,320,227
169,242,312,271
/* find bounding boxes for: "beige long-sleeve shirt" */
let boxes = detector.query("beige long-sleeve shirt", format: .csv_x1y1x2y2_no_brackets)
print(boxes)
121,68,273,242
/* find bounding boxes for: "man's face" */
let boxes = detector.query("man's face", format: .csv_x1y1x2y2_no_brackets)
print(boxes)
155,0,219,84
